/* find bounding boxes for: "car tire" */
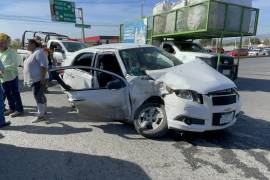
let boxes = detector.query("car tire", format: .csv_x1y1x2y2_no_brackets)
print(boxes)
134,103,168,138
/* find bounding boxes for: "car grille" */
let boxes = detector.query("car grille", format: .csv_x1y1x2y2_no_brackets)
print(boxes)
208,89,238,106
212,95,237,106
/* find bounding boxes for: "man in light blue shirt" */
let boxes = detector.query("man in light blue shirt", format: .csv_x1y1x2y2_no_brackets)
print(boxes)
0,60,10,127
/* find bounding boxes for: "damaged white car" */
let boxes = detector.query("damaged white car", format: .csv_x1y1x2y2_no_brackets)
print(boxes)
53,44,241,138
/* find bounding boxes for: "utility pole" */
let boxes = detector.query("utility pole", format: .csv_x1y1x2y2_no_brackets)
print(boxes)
77,8,85,43
141,0,145,18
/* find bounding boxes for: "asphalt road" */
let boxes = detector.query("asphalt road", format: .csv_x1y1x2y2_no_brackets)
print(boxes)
0,57,270,180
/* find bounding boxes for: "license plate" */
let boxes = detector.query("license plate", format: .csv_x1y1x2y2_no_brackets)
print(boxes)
220,112,234,124
222,70,231,75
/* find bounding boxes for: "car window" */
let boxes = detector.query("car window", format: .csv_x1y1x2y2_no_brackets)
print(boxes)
62,42,87,52
96,53,124,87
163,44,175,54
50,42,62,50
119,47,182,76
175,43,203,52
73,53,94,69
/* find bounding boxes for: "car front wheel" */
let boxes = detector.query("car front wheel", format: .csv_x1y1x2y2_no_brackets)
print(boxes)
134,103,168,138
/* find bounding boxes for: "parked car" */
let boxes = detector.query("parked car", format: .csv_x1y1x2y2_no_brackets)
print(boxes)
54,44,241,138
261,48,270,56
227,49,249,57
248,48,263,56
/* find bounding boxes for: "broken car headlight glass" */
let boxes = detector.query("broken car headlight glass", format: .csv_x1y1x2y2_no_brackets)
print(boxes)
175,90,193,100
175,90,204,104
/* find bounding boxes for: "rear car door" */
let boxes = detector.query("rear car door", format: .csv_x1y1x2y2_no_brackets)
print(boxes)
52,66,131,122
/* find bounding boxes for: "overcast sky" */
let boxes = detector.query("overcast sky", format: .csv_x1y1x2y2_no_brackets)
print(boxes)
0,0,269,39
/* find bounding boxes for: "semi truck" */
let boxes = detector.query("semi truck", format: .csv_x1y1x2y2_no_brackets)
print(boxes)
120,0,259,80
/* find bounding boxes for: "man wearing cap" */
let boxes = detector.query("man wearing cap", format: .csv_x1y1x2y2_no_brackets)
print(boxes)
0,33,24,117
0,59,10,127
24,39,48,123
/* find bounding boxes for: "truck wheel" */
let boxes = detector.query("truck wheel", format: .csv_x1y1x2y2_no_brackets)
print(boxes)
134,103,168,138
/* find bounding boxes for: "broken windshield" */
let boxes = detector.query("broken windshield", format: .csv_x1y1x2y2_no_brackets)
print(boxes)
119,47,182,76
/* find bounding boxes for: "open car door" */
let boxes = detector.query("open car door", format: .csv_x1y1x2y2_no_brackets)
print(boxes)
51,66,131,122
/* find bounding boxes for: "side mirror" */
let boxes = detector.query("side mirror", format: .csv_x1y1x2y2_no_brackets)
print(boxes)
107,79,125,89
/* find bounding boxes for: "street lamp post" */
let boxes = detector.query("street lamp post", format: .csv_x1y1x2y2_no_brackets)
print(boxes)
77,7,86,43
141,0,145,18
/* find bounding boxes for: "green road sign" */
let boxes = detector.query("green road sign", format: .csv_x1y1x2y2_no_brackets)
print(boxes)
75,24,91,29
50,0,76,23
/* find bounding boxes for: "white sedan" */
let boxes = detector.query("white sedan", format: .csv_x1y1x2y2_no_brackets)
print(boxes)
248,49,265,56
53,44,241,138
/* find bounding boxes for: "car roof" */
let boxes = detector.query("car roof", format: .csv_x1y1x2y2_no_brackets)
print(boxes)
91,43,153,50
71,43,155,57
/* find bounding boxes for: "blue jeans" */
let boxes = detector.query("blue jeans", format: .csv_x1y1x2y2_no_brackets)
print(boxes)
0,85,6,124
2,77,24,112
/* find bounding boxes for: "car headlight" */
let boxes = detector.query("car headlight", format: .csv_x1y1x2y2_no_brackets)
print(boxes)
175,90,193,100
174,90,204,104
233,88,240,100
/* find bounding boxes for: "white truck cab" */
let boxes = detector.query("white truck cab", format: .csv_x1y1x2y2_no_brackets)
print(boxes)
47,40,87,65
160,41,237,80
161,41,212,63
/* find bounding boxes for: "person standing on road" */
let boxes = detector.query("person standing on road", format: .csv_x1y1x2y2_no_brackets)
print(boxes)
0,59,10,128
23,39,49,123
0,33,24,118
43,48,56,93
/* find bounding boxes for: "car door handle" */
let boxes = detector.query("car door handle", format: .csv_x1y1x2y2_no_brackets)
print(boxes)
72,98,85,102
68,97,85,102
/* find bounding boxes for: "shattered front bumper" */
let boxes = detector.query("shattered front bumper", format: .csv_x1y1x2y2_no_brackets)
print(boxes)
164,94,241,132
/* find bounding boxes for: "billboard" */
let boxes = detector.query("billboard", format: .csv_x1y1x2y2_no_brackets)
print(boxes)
122,18,147,44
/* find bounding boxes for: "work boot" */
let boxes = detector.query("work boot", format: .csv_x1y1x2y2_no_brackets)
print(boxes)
4,109,15,116
10,111,24,118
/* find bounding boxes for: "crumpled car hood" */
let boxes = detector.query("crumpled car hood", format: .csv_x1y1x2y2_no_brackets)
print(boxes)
146,61,236,94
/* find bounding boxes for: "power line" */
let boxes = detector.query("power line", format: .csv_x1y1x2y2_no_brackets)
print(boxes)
0,14,119,27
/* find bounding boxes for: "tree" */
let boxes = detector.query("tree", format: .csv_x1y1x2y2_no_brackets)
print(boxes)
10,39,21,49
263,39,270,46
244,37,261,45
